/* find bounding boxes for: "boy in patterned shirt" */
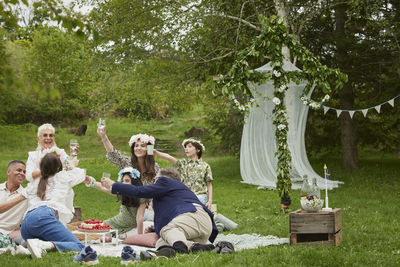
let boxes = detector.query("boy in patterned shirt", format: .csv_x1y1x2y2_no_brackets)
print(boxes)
154,138,213,209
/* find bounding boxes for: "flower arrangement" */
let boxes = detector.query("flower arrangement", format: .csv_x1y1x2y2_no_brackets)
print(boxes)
128,134,155,147
182,138,205,151
117,167,141,182
300,194,323,212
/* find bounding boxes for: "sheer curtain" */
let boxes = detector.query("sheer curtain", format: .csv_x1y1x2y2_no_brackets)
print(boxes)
240,61,342,190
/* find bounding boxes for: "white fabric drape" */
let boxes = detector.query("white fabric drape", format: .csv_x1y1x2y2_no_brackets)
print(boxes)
240,61,342,190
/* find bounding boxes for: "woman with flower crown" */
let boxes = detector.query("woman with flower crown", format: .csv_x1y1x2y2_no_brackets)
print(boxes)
97,127,159,223
26,123,79,221
84,167,146,234
97,127,159,185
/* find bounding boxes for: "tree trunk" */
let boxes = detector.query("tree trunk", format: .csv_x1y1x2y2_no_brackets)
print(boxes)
334,2,360,169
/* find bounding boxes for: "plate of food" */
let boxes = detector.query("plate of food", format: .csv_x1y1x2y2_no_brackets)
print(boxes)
77,219,111,233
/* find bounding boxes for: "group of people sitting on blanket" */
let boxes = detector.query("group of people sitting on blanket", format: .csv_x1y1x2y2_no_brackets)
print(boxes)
0,123,236,263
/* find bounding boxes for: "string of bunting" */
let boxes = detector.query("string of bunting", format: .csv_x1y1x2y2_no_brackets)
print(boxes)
316,94,400,118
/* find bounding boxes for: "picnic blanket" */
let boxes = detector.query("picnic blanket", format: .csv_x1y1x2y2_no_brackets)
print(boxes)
90,233,289,257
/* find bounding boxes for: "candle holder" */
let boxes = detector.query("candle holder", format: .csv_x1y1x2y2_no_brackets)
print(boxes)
322,164,332,212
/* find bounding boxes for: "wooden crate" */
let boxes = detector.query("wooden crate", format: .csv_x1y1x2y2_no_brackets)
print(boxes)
289,208,342,246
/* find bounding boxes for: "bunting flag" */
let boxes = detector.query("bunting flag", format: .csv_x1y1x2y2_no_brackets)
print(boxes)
362,109,368,117
314,94,399,119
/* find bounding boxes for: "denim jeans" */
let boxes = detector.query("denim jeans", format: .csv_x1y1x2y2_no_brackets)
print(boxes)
21,206,84,252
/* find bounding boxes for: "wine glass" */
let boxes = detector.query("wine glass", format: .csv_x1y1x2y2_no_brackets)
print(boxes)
70,139,78,157
97,118,106,130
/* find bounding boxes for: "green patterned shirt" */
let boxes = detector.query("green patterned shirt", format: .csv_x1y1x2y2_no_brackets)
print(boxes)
175,158,213,195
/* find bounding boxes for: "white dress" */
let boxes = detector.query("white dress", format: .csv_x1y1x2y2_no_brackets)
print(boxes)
26,146,68,182
23,168,85,225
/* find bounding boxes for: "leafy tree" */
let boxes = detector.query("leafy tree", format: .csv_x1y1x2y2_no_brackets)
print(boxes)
4,26,93,123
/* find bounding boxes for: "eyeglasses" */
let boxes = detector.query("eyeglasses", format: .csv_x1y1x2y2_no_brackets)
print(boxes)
42,133,54,138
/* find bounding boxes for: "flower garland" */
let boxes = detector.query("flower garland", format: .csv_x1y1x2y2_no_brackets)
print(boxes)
217,15,347,200
117,167,141,182
182,138,205,151
128,134,155,147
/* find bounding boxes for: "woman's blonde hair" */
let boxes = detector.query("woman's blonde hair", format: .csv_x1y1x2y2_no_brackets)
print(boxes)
37,123,55,137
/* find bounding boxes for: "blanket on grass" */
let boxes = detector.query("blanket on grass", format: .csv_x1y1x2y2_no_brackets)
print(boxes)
90,233,289,257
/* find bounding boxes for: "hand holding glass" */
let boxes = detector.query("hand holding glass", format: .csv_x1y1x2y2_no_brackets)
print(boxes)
70,139,79,157
98,118,106,130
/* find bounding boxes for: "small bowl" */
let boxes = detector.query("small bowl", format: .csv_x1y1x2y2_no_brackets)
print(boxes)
300,198,324,213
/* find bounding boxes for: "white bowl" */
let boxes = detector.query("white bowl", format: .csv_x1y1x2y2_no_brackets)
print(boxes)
300,198,324,213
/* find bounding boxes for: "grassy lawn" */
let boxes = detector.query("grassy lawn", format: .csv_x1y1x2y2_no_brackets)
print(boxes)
0,116,399,266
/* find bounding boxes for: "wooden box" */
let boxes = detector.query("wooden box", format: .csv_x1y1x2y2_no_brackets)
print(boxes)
289,208,342,246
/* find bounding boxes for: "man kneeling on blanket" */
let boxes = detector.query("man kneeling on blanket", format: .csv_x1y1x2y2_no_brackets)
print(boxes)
101,168,218,258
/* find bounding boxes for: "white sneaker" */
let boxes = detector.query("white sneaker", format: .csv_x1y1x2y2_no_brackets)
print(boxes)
26,239,52,259
14,245,31,255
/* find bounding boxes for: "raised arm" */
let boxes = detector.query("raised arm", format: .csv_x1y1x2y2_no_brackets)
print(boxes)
97,126,114,153
0,194,26,213
154,149,177,165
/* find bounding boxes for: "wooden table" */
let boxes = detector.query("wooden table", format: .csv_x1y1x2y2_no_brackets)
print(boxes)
289,208,342,246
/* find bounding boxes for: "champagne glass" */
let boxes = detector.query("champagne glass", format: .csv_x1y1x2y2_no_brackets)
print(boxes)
97,118,106,130
70,139,78,157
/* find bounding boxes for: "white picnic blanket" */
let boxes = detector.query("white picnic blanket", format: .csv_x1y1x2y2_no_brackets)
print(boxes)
90,233,289,257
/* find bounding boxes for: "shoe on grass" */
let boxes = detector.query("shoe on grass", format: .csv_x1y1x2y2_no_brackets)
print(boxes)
140,246,176,261
26,239,53,259
73,245,99,265
191,243,215,253
172,241,189,254
121,245,139,265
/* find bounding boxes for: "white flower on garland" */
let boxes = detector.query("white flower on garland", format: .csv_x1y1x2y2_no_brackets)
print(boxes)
323,94,330,101
273,97,281,105
303,100,308,105
278,85,287,93
278,124,286,131
273,70,281,77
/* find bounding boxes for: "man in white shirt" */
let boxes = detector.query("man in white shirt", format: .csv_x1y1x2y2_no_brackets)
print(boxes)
0,160,28,246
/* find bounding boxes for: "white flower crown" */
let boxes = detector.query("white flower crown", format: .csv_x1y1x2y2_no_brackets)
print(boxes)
128,134,155,147
181,138,205,151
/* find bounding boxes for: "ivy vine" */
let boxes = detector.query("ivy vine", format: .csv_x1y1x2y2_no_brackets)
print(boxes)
217,15,347,200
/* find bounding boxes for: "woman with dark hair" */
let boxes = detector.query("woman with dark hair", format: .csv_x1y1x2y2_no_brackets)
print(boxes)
97,127,159,185
20,153,86,259
84,167,146,234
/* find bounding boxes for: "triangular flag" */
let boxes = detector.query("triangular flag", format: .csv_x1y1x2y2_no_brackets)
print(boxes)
323,106,329,115
388,99,394,107
349,111,355,118
362,109,368,117
336,110,342,117
375,105,381,113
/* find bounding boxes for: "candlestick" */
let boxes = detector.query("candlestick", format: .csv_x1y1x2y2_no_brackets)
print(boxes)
322,164,332,211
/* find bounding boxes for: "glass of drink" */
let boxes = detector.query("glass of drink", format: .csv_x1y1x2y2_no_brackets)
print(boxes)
70,139,78,157
147,144,154,155
98,118,106,130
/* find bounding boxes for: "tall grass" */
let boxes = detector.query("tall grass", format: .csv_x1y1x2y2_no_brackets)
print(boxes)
0,116,399,266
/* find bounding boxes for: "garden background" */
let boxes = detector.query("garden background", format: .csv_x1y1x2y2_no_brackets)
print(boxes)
1,0,399,266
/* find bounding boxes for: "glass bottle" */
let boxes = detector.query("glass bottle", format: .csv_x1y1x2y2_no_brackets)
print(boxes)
300,175,311,197
310,178,321,199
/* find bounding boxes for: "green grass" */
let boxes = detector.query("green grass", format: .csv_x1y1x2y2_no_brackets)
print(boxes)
1,115,400,266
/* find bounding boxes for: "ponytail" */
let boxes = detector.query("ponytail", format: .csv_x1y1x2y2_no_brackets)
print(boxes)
38,153,63,200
